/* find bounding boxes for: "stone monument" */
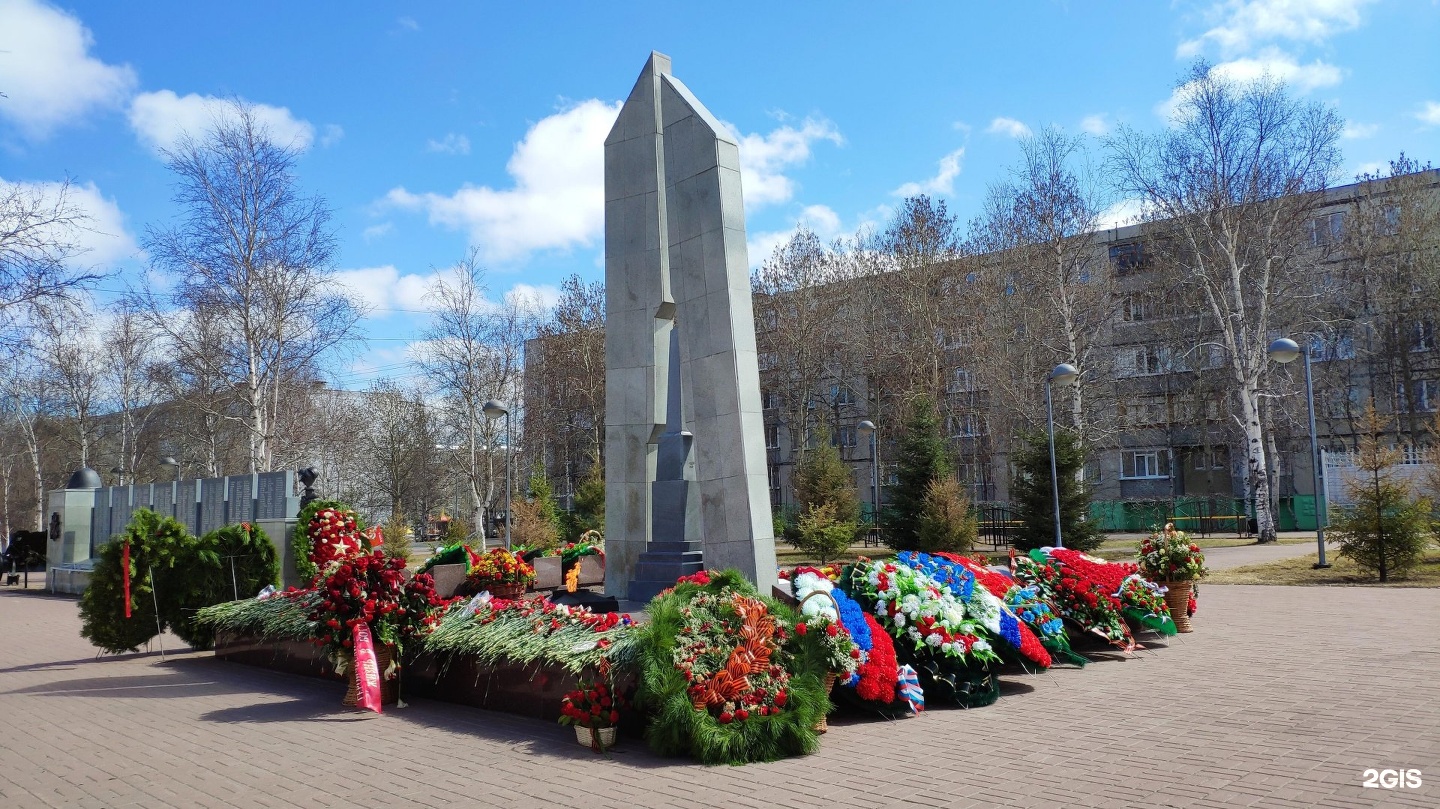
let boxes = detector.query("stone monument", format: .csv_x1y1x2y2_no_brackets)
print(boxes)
603,52,777,601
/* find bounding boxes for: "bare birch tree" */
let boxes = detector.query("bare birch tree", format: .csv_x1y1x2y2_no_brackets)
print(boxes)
141,99,361,472
420,250,540,532
1107,62,1343,541
0,178,102,335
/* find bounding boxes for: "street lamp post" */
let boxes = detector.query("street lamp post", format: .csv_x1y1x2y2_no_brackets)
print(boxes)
1045,363,1079,548
159,456,181,519
483,400,512,550
857,420,879,542
1267,337,1330,568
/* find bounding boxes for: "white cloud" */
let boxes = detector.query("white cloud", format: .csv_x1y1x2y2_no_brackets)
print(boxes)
0,177,141,266
1155,50,1343,122
384,99,619,264
426,133,471,155
397,16,420,31
320,124,344,147
951,121,973,134
362,222,394,241
721,117,843,209
0,0,138,139
1079,114,1110,136
1417,101,1440,127
1341,121,1378,139
746,204,847,269
893,147,965,197
1351,160,1386,179
1093,198,1147,231
1178,0,1377,58
127,90,317,153
331,265,446,314
504,282,561,312
986,117,1032,138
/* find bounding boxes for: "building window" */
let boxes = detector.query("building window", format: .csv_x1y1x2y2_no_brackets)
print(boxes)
758,351,778,370
768,464,781,492
1309,330,1356,362
1308,211,1345,247
1399,380,1438,413
1116,346,1163,377
1411,321,1434,352
832,426,858,448
764,423,779,449
831,385,857,406
762,390,779,410
1120,292,1156,323
947,368,975,393
947,413,984,438
1120,395,1168,427
1380,204,1402,236
1190,446,1229,470
1120,449,1171,479
1109,242,1146,275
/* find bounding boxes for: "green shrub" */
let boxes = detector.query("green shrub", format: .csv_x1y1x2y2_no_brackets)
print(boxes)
916,476,977,554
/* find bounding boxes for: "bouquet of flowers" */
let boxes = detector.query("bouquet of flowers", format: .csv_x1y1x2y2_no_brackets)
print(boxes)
466,548,536,591
558,531,605,565
1138,525,1207,582
1013,555,1134,649
559,678,626,729
789,567,860,681
905,552,1052,668
308,550,448,668
842,559,998,668
1042,548,1174,635
422,596,634,674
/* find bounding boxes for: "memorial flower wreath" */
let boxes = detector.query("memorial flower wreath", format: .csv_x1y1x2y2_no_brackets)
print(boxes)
634,569,829,765
307,550,447,672
1042,548,1175,635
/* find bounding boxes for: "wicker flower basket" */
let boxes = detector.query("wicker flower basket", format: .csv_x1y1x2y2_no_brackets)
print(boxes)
574,724,617,751
341,644,399,707
1163,581,1193,633
814,673,837,733
485,581,526,600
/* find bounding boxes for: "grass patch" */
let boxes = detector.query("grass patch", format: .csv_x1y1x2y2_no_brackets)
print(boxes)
1090,535,1310,562
1204,548,1440,587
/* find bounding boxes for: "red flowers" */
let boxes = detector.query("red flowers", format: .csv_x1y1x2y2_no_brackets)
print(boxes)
306,550,447,662
559,679,626,729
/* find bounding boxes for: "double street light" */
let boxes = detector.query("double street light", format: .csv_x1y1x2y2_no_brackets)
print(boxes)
483,399,512,550
1267,337,1330,568
1045,363,1079,548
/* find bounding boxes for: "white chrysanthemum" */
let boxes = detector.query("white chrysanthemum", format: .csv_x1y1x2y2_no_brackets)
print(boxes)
943,606,965,625
901,594,921,612
924,633,942,647
893,612,907,627
973,640,991,652
907,627,922,642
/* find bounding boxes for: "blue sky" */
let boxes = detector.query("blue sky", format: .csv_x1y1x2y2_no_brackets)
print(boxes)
3,0,1437,388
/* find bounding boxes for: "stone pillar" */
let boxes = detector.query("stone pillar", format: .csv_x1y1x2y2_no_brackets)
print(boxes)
603,52,777,600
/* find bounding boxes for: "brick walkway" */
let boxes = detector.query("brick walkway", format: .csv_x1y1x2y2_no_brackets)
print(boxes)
1,584,1436,808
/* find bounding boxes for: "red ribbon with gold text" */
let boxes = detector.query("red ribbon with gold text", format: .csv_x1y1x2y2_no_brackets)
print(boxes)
122,539,131,618
352,622,383,714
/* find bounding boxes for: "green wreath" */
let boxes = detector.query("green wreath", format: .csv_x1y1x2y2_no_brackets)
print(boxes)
633,569,830,765
292,499,365,583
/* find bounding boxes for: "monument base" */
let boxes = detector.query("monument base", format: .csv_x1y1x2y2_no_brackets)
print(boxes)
549,588,619,613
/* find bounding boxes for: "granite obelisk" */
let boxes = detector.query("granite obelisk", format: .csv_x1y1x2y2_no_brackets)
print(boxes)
603,52,777,601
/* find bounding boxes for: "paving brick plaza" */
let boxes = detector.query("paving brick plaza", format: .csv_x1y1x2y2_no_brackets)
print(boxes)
2,578,1436,808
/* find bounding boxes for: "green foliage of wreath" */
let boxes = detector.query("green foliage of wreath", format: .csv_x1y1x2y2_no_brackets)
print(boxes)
79,509,205,654
292,499,365,583
169,523,280,649
632,569,830,765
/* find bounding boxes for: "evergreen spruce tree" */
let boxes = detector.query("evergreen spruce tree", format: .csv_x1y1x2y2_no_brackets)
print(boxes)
525,464,564,543
790,425,862,560
916,476,978,554
569,464,606,539
1011,429,1102,551
889,396,953,551
1328,404,1433,581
